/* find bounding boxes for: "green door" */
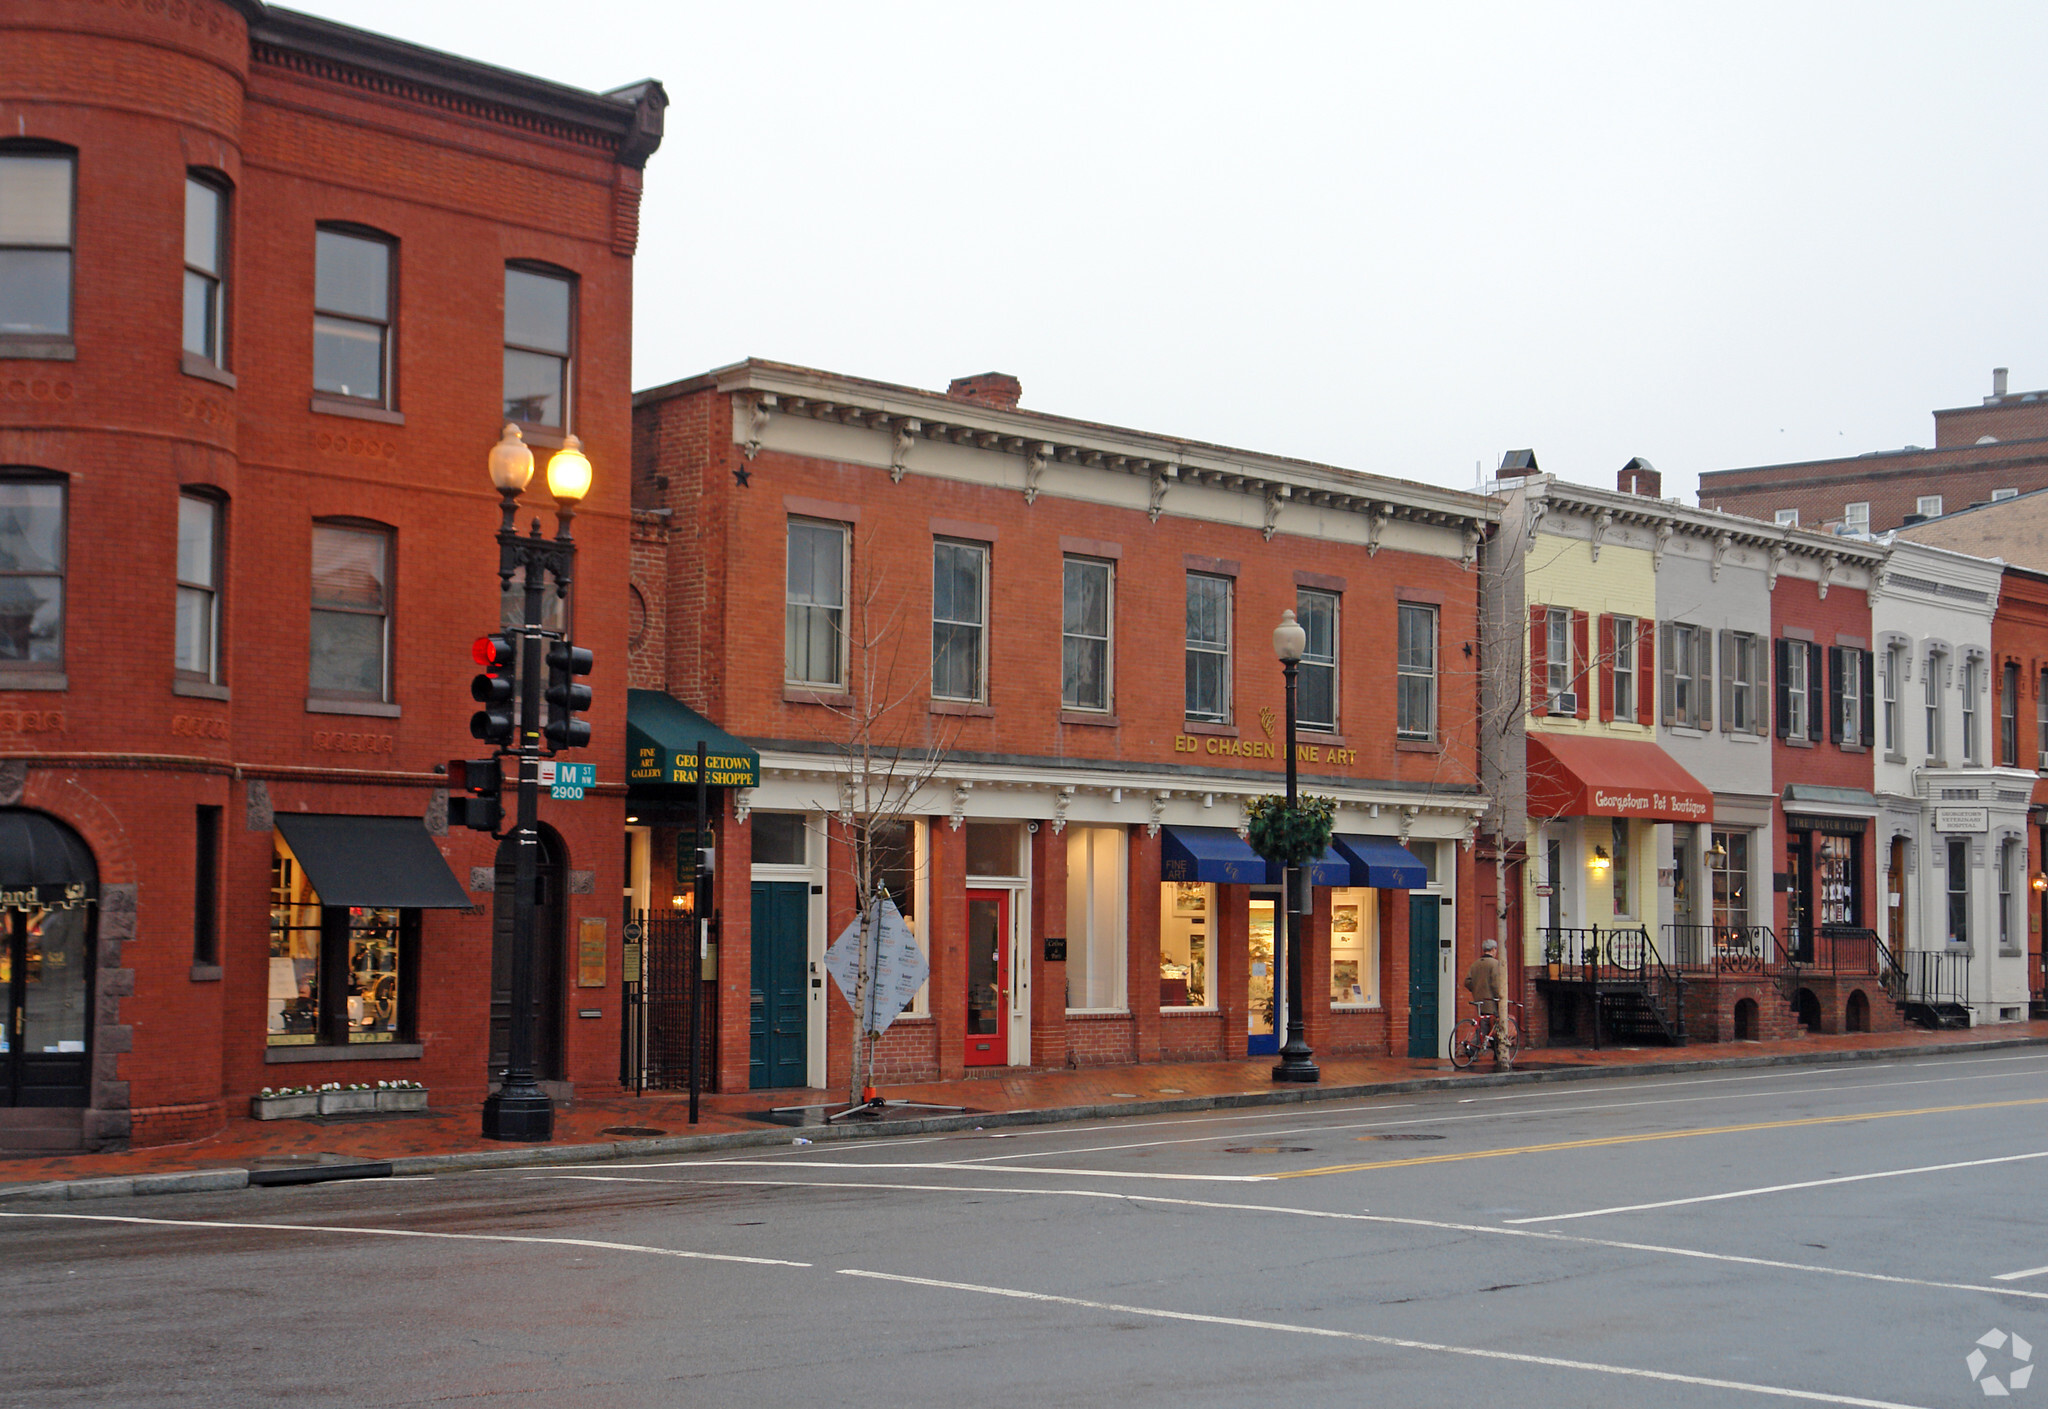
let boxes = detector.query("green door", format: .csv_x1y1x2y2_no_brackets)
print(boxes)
1407,897,1440,1057
749,881,809,1090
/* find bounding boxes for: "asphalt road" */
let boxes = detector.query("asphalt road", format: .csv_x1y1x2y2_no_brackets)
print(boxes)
7,1049,2048,1408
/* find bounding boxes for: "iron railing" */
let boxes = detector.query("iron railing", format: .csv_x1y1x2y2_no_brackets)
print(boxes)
1896,949,1970,1007
1661,924,1779,973
621,908,717,1095
1538,925,1686,1046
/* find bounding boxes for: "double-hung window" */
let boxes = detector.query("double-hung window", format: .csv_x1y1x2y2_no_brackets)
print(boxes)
183,175,227,367
1611,616,1636,720
931,539,988,702
313,228,393,406
1728,631,1756,732
0,148,74,342
1999,837,2020,953
1838,648,1863,744
1668,622,1707,728
1397,602,1438,741
1962,658,1981,763
1784,640,1808,737
1882,644,1902,754
1061,557,1111,712
1926,652,1945,760
1185,573,1231,723
2002,662,2020,767
1545,607,1570,707
0,476,66,668
1296,589,1337,731
176,493,223,683
1947,838,1969,945
503,264,574,429
309,522,391,702
785,518,846,688
2039,667,2048,766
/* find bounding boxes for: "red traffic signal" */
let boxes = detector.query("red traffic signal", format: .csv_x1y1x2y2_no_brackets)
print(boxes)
469,633,518,745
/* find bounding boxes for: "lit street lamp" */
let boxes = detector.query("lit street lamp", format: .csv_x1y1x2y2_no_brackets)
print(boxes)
478,424,593,1143
1271,608,1319,1084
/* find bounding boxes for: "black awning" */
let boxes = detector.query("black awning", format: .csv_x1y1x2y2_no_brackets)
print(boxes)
0,809,97,908
274,814,470,909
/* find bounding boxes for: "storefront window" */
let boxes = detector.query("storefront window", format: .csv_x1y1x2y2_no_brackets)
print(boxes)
268,836,412,1045
1611,818,1630,917
1065,826,1125,1011
1816,833,1859,928
1248,897,1275,1037
1328,887,1377,1006
870,819,926,1014
964,821,1021,877
1158,882,1214,1008
1710,830,1750,932
1947,838,1969,946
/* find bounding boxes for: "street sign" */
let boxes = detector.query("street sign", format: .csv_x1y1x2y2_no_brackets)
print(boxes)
541,761,596,800
823,898,928,1036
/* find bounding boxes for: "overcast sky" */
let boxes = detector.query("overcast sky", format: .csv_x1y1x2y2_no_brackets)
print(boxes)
288,1,2048,504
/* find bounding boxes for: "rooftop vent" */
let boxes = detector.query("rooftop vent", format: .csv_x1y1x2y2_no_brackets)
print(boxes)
1994,366,2009,397
1617,456,1661,498
1498,448,1540,479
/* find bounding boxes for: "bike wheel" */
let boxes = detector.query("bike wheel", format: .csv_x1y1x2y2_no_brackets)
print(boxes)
1449,1018,1483,1069
1495,1013,1519,1064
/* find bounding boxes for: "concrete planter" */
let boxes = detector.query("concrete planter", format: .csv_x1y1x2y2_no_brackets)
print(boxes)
375,1087,428,1113
250,1092,318,1121
317,1088,377,1116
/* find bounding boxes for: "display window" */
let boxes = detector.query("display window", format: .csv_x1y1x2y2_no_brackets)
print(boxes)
1157,881,1214,1008
267,836,416,1046
1247,897,1275,1038
1328,887,1378,1006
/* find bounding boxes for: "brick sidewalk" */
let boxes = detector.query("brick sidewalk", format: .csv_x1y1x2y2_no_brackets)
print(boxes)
5,1022,2044,1192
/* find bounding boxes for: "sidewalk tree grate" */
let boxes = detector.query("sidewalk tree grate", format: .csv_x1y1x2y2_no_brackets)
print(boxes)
1224,1145,1313,1154
599,1127,667,1138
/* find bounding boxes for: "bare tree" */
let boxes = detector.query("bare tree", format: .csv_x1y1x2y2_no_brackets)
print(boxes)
797,529,962,1107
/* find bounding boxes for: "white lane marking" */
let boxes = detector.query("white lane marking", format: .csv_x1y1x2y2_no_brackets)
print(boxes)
1504,1149,2048,1224
540,1159,1273,1183
547,1174,2048,1306
837,1267,1929,1408
1912,1054,2048,1068
1995,1265,2048,1282
0,1211,810,1266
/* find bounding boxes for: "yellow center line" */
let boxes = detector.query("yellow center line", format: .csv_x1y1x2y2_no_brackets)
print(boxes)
1274,1096,2048,1179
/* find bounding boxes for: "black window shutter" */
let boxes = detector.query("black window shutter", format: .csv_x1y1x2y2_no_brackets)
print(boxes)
1828,646,1845,744
1807,642,1825,742
1859,648,1876,747
1774,638,1791,739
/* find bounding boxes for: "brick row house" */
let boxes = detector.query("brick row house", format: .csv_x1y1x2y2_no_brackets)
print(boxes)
629,362,1492,1093
0,1,662,1149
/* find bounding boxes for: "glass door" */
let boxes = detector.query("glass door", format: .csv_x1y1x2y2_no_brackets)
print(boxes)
1247,894,1277,1055
964,889,1008,1066
3,906,92,1107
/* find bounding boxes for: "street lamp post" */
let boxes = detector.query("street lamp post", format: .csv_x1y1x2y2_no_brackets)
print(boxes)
480,424,591,1143
1271,609,1320,1084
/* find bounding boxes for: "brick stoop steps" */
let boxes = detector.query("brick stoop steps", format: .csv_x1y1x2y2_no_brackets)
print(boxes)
0,1109,85,1157
4,1023,2046,1193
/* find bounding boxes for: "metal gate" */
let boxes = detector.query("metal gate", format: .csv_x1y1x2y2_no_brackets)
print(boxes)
621,909,717,1094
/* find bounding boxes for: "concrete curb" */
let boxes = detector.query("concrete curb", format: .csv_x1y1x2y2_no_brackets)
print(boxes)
4,1032,2042,1201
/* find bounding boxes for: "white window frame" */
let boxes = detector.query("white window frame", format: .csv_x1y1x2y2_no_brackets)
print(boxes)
1992,488,2020,502
1611,615,1635,721
1327,886,1380,1008
176,492,222,684
1840,649,1862,744
1297,588,1339,733
1917,495,1944,518
1060,556,1112,713
1185,573,1231,724
1843,502,1870,533
1545,607,1570,703
1882,644,1902,754
1730,630,1754,732
931,538,989,703
1962,658,1981,764
784,517,848,689
1397,601,1437,741
1926,652,1945,761
1064,825,1127,1013
1774,508,1799,526
1947,837,1970,947
1785,638,1808,739
183,174,227,367
1999,836,2020,954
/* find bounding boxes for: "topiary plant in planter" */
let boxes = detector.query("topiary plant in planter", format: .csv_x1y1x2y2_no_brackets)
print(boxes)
1243,793,1336,868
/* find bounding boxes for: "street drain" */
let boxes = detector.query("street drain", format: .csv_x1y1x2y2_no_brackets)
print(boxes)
1356,1133,1446,1141
600,1126,667,1138
1224,1145,1312,1155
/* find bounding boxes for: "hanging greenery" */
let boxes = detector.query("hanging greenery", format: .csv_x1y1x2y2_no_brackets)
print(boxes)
1243,793,1336,867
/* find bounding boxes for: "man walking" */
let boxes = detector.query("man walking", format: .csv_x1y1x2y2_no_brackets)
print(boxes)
1463,939,1511,1070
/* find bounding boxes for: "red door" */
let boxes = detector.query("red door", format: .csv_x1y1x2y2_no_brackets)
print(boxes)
964,889,1008,1066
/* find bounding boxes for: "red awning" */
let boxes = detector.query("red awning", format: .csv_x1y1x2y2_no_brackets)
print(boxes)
1527,732,1714,824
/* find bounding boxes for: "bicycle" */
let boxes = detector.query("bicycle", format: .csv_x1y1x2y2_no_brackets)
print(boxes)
1448,1001,1519,1070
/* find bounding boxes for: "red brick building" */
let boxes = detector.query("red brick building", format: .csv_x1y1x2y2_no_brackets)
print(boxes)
0,1,662,1150
1699,369,2048,534
630,362,1491,1095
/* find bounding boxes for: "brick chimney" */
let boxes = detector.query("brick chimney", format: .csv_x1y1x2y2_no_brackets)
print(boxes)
1496,449,1540,480
1617,456,1662,498
946,372,1022,410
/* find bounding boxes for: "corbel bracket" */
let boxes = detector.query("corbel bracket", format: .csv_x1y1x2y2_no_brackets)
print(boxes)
891,419,921,483
1025,442,1053,505
741,393,775,461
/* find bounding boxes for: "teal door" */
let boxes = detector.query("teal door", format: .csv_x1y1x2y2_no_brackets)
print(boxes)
1407,897,1440,1057
749,881,809,1090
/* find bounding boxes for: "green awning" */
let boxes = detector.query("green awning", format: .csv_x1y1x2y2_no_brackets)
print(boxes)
627,689,759,787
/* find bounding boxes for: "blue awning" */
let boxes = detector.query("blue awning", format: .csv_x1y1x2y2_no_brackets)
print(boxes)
1334,834,1428,889
1160,826,1267,885
1160,827,1352,887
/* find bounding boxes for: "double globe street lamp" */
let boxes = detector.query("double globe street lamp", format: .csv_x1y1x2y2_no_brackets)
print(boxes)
470,424,595,1143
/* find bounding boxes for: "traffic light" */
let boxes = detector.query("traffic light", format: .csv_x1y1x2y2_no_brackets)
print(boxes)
446,758,503,832
469,634,517,745
543,640,594,749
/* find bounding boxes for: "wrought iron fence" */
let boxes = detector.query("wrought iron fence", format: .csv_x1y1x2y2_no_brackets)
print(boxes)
1661,924,1779,973
621,909,717,1095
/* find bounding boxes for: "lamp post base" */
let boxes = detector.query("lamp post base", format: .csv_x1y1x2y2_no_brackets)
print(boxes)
481,1086,555,1142
1271,1040,1320,1084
